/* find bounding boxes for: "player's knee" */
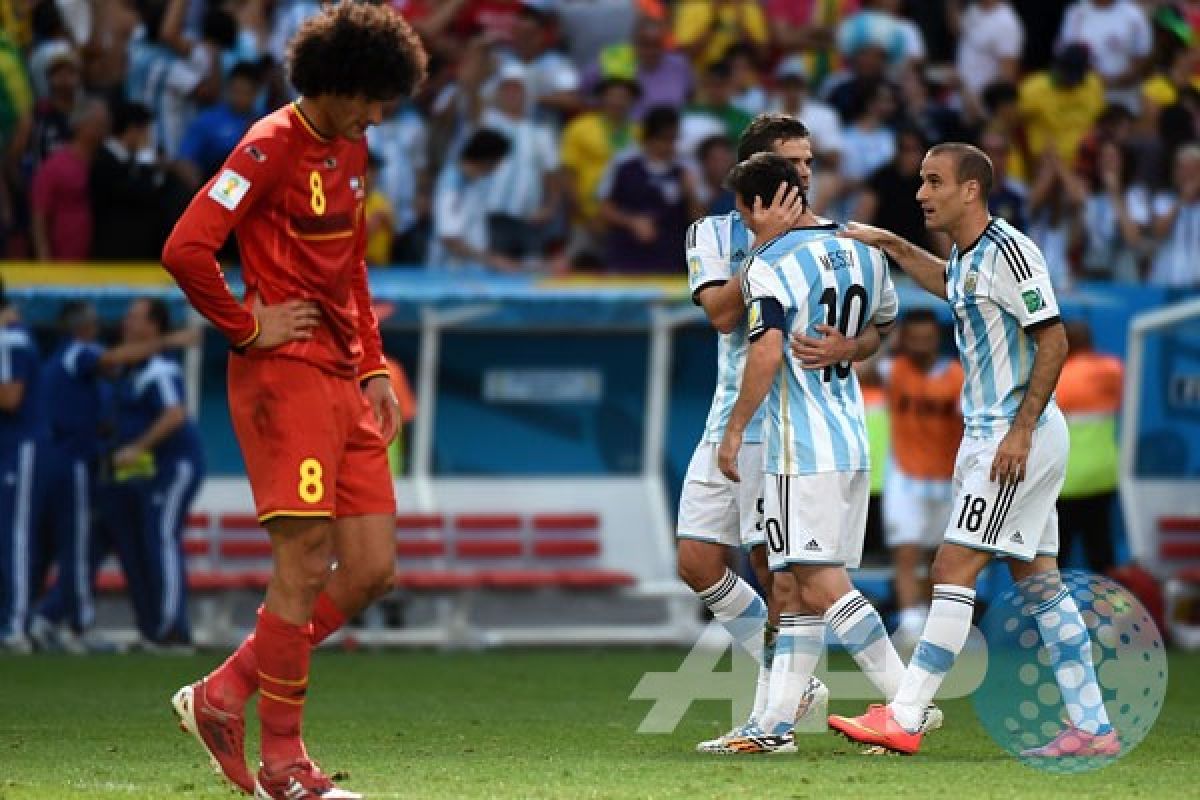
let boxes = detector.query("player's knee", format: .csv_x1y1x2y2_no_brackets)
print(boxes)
770,570,797,610
359,562,395,603
677,542,724,591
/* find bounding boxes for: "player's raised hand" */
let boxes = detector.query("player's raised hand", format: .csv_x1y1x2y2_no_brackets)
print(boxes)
747,182,805,247
792,323,854,369
363,375,400,443
990,425,1032,486
250,297,320,350
838,220,895,249
717,428,743,483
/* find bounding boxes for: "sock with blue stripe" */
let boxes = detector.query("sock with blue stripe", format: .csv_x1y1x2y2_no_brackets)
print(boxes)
825,589,905,702
1033,587,1113,735
757,613,823,735
749,623,778,724
891,584,976,732
699,569,765,665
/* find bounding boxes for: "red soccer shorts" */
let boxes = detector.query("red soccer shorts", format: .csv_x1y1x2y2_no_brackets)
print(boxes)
228,355,395,523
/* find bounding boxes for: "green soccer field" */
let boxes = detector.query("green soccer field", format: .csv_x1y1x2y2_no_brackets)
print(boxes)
0,649,1195,799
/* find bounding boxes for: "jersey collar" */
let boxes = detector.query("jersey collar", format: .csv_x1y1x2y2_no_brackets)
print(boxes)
290,101,333,144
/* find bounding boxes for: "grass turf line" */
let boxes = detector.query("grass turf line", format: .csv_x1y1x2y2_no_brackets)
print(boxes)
0,650,1196,799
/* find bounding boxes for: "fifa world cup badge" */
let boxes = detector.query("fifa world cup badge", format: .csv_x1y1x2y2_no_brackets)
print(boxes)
964,272,978,295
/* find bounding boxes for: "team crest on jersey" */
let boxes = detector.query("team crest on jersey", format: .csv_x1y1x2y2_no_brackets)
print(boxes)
1022,288,1045,313
688,256,702,280
324,157,338,169
964,272,978,294
208,168,251,211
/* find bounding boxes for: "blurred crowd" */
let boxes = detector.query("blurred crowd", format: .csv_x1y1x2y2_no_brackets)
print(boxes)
2,0,1199,287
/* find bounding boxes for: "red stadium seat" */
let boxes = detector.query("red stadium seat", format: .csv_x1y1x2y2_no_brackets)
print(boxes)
531,513,599,532
456,539,523,558
397,539,447,558
532,539,600,558
455,513,522,532
397,571,482,591
1159,517,1200,533
478,569,560,590
219,513,261,531
555,569,636,590
396,513,445,530
182,537,210,557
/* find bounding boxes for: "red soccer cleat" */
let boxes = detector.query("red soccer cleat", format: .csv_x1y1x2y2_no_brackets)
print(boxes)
254,759,362,800
172,680,255,794
1020,724,1122,758
828,704,924,755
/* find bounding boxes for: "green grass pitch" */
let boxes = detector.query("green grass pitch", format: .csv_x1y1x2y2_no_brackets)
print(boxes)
1,649,1197,799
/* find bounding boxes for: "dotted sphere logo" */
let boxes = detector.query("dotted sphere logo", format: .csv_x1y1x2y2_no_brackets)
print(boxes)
972,570,1167,773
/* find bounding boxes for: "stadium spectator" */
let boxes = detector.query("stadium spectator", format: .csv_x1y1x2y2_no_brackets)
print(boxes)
856,127,934,253
820,40,891,124
125,0,219,159
1017,43,1106,168
427,127,514,270
680,60,754,159
727,43,767,116
589,14,692,119
1056,0,1153,111
1141,143,1200,288
90,101,167,261
695,134,736,216
981,128,1030,232
471,62,562,264
765,0,858,90
364,152,395,266
980,81,1031,182
111,296,204,649
30,97,108,261
1056,319,1123,574
836,79,898,217
497,2,582,119
1079,139,1144,282
368,98,429,265
767,55,844,214
1139,5,1198,121
28,47,81,168
1026,147,1087,288
836,0,926,75
0,279,43,655
178,61,262,184
598,105,697,273
556,0,637,68
560,72,639,243
27,2,79,100
898,64,969,148
949,0,1023,121
673,0,768,70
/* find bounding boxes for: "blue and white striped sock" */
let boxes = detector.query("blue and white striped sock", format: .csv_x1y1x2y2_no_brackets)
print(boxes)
891,584,976,732
758,613,824,735
1033,587,1113,735
825,589,905,702
699,569,766,665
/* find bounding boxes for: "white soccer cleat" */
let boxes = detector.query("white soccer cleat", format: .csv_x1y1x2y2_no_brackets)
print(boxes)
696,720,757,753
705,725,798,755
795,676,830,733
919,704,944,733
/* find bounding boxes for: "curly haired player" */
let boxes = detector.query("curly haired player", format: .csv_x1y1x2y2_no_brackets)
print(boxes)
161,4,427,798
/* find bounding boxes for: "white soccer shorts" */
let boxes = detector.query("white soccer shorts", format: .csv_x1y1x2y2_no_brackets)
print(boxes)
883,466,953,549
761,471,869,571
676,442,766,549
942,408,1067,561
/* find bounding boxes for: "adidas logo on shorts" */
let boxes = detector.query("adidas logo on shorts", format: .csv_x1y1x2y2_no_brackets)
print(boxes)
804,539,821,552
1010,531,1024,544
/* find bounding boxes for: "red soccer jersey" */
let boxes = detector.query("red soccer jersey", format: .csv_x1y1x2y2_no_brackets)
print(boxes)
162,103,387,383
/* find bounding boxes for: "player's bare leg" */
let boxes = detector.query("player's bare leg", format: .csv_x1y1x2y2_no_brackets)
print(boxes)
324,514,397,617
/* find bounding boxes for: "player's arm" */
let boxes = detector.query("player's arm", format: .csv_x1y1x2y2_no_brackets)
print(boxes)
351,192,400,444
988,241,1066,484
717,259,788,482
0,334,28,411
96,328,202,373
791,245,898,368
839,221,948,300
687,217,741,333
161,136,318,351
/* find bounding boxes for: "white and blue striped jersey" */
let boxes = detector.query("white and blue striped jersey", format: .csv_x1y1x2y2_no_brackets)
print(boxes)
479,109,558,219
686,211,759,444
125,28,209,159
946,217,1062,439
743,231,898,475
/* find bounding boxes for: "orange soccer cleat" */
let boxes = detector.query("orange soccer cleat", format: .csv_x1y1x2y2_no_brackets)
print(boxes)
1020,724,1121,758
828,704,924,755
